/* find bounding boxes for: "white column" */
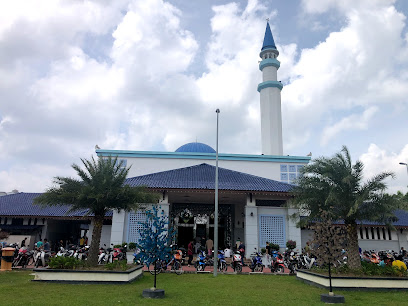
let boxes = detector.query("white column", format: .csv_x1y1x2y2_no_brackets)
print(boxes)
397,229,408,251
110,210,127,246
245,195,258,258
287,208,302,253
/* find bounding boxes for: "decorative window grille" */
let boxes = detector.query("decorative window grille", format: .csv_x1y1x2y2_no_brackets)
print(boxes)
127,211,146,243
259,215,285,247
289,165,296,172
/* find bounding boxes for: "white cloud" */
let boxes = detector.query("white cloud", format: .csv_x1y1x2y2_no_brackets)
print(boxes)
0,0,407,194
360,144,408,193
282,1,408,151
321,106,378,146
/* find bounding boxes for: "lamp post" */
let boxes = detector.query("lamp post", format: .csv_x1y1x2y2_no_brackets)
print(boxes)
214,109,220,277
400,162,408,175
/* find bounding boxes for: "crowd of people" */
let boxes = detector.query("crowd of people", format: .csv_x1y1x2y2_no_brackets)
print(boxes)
185,237,247,267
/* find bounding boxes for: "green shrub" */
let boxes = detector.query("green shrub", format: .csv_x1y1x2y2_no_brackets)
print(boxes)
261,248,266,254
312,261,408,278
48,256,84,270
113,244,122,248
121,242,127,247
270,243,280,251
128,242,136,250
105,260,128,271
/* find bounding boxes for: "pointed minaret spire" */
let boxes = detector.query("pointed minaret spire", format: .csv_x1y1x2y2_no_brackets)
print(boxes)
262,21,277,51
257,21,283,156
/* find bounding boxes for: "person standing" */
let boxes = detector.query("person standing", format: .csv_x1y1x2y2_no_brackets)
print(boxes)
21,237,27,248
187,240,194,267
266,242,271,255
36,239,43,249
238,242,245,266
206,237,213,256
43,239,50,252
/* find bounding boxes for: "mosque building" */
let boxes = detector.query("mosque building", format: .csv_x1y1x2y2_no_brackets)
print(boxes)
96,22,311,253
2,23,407,255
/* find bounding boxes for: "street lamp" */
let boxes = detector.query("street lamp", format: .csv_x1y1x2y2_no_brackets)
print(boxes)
214,109,220,277
400,162,408,175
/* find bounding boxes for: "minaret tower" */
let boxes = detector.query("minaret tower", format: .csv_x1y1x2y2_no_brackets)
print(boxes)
258,21,283,156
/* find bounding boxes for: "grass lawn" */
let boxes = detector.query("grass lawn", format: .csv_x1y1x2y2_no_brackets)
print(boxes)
1,270,408,305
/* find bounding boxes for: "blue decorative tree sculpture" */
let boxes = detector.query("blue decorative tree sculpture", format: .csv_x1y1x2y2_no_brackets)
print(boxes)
137,205,175,289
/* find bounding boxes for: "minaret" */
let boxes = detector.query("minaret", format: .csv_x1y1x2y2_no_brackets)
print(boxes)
257,21,283,156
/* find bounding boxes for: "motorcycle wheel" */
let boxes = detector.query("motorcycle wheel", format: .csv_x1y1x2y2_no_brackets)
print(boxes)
196,264,203,271
149,261,162,275
236,264,242,273
34,258,40,268
254,264,263,272
277,265,284,273
174,261,183,275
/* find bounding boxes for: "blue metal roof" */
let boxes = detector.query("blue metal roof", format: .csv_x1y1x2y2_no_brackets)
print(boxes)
0,193,113,218
125,163,293,192
175,142,216,153
262,22,277,51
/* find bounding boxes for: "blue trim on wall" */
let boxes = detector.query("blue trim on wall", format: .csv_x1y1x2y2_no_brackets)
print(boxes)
257,81,283,92
96,149,311,164
259,58,280,70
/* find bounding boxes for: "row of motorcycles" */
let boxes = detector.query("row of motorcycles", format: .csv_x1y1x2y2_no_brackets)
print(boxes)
6,243,128,268
165,248,319,273
249,249,318,274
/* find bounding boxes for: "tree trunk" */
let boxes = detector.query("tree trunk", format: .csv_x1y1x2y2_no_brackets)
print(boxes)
346,222,361,269
88,214,105,267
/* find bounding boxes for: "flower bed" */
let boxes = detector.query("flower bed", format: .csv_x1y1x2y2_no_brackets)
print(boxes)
297,269,408,290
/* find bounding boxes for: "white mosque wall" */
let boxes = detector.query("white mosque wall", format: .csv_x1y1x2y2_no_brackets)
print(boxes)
123,155,306,183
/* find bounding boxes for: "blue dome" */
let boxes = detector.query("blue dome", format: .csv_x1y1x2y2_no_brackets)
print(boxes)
175,142,216,153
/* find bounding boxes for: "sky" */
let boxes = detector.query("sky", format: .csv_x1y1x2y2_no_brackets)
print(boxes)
1,0,408,194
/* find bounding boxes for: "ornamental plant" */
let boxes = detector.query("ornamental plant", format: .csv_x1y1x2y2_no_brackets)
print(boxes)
136,205,176,289
286,240,296,250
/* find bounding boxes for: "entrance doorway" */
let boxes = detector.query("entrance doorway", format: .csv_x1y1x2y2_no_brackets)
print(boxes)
177,226,193,249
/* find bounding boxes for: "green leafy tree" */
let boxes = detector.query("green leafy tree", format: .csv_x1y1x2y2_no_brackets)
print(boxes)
290,146,398,269
390,191,408,209
34,156,159,266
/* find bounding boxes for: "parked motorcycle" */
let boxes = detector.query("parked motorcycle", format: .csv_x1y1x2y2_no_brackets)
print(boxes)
195,251,208,272
12,247,34,268
231,251,243,272
218,250,228,272
270,252,285,273
34,248,51,268
250,251,263,272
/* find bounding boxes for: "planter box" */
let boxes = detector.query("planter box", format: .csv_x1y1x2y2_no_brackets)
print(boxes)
297,269,408,291
33,265,143,284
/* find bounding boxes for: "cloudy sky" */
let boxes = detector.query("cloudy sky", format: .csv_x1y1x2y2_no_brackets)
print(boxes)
1,0,408,194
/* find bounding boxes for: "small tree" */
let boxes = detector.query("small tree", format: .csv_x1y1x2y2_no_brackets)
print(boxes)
290,146,397,269
310,210,346,295
137,205,175,289
34,156,159,266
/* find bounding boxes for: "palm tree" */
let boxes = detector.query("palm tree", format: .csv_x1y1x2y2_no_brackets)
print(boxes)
34,156,159,266
290,146,397,269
